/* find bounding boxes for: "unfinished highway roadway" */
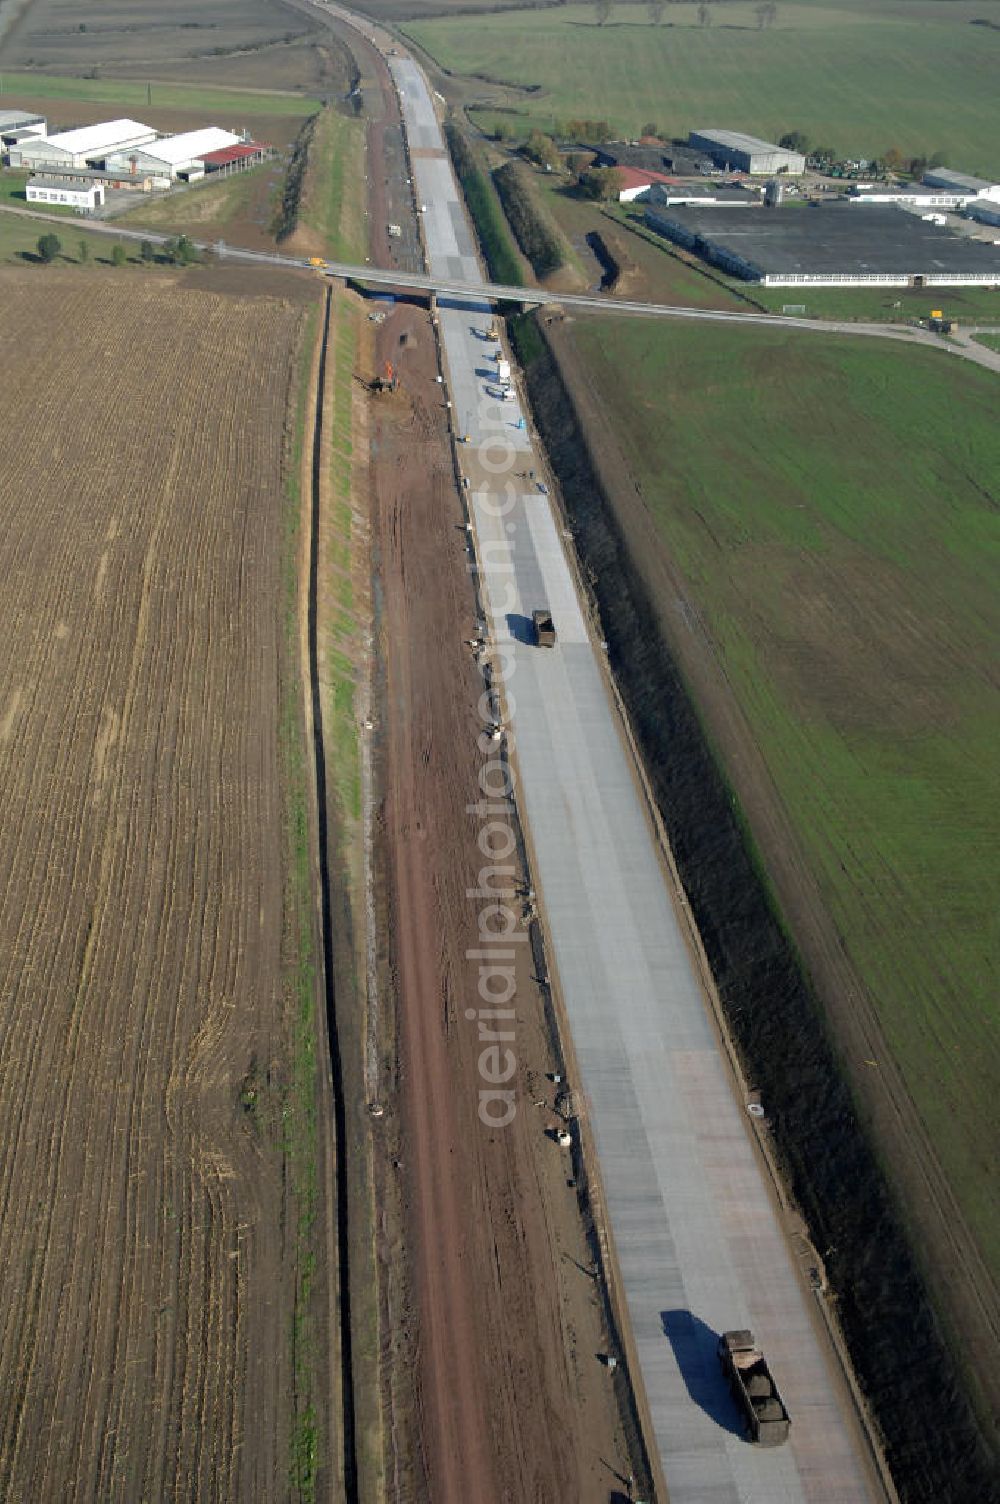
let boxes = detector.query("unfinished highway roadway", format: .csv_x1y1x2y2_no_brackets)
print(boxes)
370,37,886,1504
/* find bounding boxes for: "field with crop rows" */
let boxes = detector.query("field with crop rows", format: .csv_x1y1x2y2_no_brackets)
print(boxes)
0,269,330,1499
0,0,322,82
408,0,1000,177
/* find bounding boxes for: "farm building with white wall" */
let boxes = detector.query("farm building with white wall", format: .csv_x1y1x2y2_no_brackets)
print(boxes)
614,167,675,202
26,176,104,210
688,129,805,175
645,181,759,208
104,128,241,183
10,119,156,170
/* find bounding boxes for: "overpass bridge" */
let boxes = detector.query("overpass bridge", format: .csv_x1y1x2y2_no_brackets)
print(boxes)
2,206,978,363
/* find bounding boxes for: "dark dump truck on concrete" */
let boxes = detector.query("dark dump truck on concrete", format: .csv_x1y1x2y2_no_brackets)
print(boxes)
532,609,556,647
718,1330,791,1445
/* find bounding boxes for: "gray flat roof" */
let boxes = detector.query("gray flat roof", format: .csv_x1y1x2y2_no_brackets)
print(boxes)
28,176,94,191
660,185,759,203
923,167,995,193
691,128,794,155
26,162,150,181
0,109,45,129
649,203,1000,276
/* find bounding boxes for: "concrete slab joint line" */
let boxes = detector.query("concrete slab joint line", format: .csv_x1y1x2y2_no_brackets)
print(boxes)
323,7,890,1501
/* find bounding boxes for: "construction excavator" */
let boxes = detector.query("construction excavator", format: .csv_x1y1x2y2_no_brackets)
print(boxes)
371,360,398,394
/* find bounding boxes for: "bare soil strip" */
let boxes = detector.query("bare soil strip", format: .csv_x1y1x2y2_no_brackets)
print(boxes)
368,299,641,1503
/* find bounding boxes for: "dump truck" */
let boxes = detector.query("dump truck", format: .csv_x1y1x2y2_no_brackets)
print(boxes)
532,610,556,647
717,1331,790,1445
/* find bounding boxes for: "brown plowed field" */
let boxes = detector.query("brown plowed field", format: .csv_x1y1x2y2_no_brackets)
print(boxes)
0,268,327,1500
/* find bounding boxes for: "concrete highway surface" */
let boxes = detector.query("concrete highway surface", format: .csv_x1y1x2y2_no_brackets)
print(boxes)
382,39,882,1504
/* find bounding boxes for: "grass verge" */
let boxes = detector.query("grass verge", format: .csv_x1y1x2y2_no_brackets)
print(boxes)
445,120,523,285
0,69,320,115
568,317,1000,1267
297,108,367,265
120,162,278,237
281,301,324,1502
493,159,566,278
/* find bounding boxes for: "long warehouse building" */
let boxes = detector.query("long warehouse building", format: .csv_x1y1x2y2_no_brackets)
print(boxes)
9,118,156,169
689,128,805,175
646,201,1000,285
104,127,242,183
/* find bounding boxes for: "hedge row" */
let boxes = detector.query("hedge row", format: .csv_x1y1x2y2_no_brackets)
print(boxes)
444,121,523,287
493,160,565,279
275,111,317,242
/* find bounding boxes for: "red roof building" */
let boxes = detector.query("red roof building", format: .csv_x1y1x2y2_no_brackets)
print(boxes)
614,166,678,201
198,141,269,171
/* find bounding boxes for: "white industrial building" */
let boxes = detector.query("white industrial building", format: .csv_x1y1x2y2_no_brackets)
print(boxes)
850,171,1000,212
645,181,760,208
9,118,156,170
849,184,971,210
26,176,104,210
104,127,241,183
688,129,805,175
923,167,1000,202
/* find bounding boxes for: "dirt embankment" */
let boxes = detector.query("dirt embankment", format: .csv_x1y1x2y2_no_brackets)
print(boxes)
514,310,1000,1504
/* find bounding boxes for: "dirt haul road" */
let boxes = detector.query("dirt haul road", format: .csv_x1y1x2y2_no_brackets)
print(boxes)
370,300,641,1502
0,268,333,1501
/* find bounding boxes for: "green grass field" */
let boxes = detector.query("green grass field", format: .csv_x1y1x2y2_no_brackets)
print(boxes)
972,331,1000,352
0,69,320,116
408,0,1000,175
0,209,130,261
748,282,1000,322
568,315,1000,1277
297,109,367,265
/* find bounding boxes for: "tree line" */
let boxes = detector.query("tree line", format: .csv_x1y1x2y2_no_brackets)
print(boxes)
35,233,199,267
592,0,779,25
779,130,949,176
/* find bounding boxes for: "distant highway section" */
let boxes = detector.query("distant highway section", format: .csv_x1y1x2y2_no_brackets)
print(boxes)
381,37,882,1504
